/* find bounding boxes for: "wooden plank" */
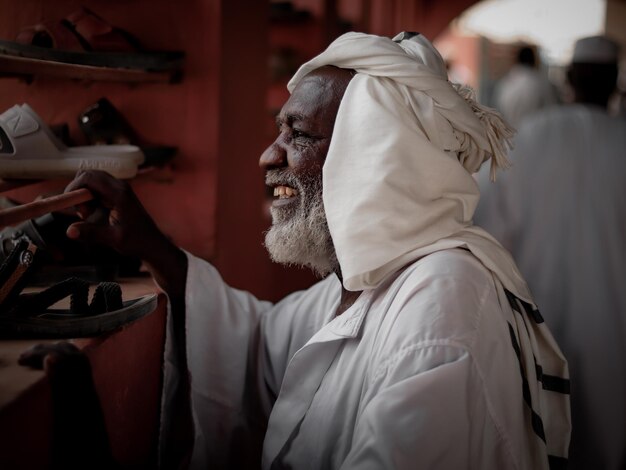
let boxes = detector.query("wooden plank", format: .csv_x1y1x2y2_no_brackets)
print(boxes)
0,188,93,229
0,54,177,83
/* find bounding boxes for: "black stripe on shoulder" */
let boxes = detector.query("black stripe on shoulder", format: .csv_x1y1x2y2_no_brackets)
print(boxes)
542,374,571,394
508,323,547,443
536,365,570,394
531,410,546,442
505,290,520,312
548,455,568,470
528,306,545,324
505,290,544,323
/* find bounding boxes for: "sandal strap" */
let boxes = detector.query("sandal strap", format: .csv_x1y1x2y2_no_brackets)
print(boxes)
90,282,123,315
65,7,140,53
15,277,90,316
16,19,86,52
0,238,39,311
11,278,123,317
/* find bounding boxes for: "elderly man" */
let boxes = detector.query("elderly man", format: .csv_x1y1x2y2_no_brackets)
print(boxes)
36,32,570,469
475,35,625,470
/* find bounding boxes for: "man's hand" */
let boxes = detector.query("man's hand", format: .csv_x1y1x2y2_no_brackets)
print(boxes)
65,170,187,299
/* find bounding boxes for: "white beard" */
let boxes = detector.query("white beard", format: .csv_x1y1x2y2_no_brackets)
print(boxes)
264,169,338,278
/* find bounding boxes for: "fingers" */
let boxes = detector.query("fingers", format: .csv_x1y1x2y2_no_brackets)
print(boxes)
65,170,131,209
18,342,81,370
64,170,162,260
66,221,120,248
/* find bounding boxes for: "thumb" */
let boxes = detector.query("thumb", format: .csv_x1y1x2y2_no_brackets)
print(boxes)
66,221,119,249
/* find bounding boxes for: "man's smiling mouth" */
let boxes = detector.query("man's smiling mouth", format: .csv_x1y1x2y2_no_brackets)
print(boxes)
273,185,299,199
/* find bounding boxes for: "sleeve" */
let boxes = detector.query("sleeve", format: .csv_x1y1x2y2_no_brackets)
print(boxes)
158,252,281,469
340,346,514,470
160,252,332,469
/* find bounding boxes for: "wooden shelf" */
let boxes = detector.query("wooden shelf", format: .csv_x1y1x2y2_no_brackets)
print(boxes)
0,54,181,83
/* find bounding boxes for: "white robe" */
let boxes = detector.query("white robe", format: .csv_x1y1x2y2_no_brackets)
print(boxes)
493,65,557,129
161,248,569,469
475,104,626,470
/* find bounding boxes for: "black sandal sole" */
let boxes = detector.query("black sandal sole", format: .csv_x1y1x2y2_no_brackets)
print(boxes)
0,40,183,72
0,293,157,338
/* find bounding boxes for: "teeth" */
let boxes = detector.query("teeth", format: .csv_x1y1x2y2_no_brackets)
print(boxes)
273,185,298,199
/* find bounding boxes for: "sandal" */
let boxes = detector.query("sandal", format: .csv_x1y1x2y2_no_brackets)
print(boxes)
79,98,178,169
0,210,141,284
0,6,183,72
10,277,122,316
0,103,144,179
0,240,156,338
0,236,40,311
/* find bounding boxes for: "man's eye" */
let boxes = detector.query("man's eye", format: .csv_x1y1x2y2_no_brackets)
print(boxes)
293,129,310,140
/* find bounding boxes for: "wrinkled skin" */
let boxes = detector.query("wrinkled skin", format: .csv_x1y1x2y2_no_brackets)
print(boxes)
261,66,354,277
260,65,353,182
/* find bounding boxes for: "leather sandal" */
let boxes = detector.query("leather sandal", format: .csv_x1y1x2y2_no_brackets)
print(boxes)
0,6,183,71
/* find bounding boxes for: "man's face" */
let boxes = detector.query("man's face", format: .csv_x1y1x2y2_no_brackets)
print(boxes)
260,66,352,276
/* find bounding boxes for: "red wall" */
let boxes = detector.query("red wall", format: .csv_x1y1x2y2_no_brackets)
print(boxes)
0,0,223,261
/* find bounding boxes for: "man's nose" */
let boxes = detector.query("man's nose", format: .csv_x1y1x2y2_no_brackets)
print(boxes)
259,141,287,170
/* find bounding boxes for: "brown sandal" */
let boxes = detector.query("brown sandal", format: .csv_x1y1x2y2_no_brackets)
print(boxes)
0,6,183,71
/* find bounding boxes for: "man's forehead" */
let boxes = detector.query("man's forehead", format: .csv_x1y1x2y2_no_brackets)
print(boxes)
279,68,352,123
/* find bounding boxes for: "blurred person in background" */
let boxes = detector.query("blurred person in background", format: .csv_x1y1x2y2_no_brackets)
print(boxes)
475,35,625,470
493,45,558,128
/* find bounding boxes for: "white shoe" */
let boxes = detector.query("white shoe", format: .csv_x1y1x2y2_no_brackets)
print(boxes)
0,104,144,179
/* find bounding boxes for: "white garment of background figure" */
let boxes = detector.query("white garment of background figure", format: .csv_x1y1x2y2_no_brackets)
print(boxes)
475,35,626,470
493,46,557,128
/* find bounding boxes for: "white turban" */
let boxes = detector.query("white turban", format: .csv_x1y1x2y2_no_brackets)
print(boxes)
288,32,532,303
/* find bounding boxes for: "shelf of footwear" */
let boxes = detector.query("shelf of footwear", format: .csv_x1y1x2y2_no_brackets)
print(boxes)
0,53,181,83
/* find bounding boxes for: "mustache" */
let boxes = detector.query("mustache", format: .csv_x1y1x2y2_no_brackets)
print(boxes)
265,168,301,188
265,169,323,196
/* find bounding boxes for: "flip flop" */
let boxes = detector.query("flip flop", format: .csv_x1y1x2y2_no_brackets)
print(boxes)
0,7,183,72
0,104,144,179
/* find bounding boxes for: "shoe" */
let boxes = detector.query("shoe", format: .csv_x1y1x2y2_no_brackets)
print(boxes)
79,98,177,168
0,104,144,179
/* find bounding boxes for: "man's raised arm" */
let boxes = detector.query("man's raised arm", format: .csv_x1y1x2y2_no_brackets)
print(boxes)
64,170,188,301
